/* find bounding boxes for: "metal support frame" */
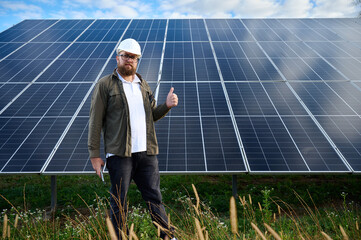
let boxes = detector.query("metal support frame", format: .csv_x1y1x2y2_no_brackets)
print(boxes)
51,175,57,212
232,175,237,198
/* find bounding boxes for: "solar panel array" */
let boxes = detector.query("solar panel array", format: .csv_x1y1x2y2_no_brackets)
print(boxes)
0,18,360,175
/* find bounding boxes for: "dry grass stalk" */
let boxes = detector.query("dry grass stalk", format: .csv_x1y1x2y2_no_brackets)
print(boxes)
273,213,276,222
195,218,205,240
239,196,245,206
230,196,238,235
7,225,10,239
299,234,305,240
277,205,281,215
89,233,92,240
14,214,19,228
264,223,282,240
193,205,200,216
2,213,7,239
356,220,359,230
205,230,209,240
321,231,333,240
129,223,139,240
248,194,253,205
106,216,118,240
339,225,349,240
192,184,200,210
121,231,127,240
258,202,262,212
251,222,267,240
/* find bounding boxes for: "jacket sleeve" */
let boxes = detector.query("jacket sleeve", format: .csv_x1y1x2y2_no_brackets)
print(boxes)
88,81,107,158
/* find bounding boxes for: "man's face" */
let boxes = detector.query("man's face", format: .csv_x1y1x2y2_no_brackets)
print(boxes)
116,51,138,76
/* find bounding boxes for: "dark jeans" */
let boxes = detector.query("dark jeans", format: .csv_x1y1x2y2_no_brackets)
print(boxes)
106,152,171,239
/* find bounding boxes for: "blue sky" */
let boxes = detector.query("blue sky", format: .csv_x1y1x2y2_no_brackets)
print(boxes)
0,0,359,33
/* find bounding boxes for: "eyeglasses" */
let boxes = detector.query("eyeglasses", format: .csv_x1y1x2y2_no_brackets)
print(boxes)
118,54,139,62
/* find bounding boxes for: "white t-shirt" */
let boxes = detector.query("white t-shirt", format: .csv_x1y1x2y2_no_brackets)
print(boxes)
106,72,147,158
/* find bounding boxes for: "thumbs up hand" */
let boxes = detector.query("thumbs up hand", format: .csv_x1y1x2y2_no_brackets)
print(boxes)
166,87,178,108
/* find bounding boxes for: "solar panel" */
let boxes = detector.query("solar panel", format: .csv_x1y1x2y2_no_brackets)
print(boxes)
0,18,360,175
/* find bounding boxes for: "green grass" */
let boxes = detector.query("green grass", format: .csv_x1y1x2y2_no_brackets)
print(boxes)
1,175,361,214
0,174,360,239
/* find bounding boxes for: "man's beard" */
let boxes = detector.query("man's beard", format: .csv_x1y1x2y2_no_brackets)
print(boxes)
118,63,136,76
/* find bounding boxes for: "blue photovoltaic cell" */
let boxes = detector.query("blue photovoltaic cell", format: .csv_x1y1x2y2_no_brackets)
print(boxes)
141,42,163,58
325,58,361,80
226,82,277,116
289,28,327,41
282,116,349,172
242,19,270,28
236,116,308,172
315,28,344,41
1,117,70,173
213,42,246,58
137,58,161,82
302,58,345,81
262,82,308,116
1,84,66,117
240,42,266,58
286,42,320,58
317,116,361,172
195,59,221,82
0,43,23,59
271,28,300,41
272,58,322,81
2,83,91,117
0,20,57,43
306,42,351,58
218,59,258,81
0,84,27,109
260,42,298,58
161,59,195,82
59,43,115,59
44,117,105,173
0,59,53,83
326,82,361,115
331,42,361,58
192,42,213,58
207,28,237,41
0,118,40,170
248,28,282,41
156,83,199,117
164,42,193,58
249,58,283,81
290,82,357,116
37,59,107,82
156,116,205,172
6,43,53,60
198,83,230,116
202,116,245,172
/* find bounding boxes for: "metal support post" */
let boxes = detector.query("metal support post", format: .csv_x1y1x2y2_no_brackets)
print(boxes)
232,175,237,198
51,175,57,212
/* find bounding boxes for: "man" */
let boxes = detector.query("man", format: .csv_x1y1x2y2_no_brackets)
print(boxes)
88,38,178,240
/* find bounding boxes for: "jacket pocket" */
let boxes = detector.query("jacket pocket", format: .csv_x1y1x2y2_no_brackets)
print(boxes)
108,92,124,110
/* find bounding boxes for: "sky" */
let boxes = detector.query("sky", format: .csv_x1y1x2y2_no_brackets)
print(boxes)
0,0,360,33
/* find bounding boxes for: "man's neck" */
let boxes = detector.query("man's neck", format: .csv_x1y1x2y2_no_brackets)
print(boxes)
117,69,135,82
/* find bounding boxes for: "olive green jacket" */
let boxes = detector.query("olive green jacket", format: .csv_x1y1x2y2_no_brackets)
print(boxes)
88,69,170,158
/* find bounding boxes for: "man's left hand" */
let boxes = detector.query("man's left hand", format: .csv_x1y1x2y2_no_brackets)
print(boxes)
166,87,178,108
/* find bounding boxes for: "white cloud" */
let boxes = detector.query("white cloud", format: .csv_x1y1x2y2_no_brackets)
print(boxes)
311,0,357,17
273,0,313,18
0,1,43,12
157,0,358,18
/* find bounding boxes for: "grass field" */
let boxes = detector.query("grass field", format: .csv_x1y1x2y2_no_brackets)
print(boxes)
0,174,360,239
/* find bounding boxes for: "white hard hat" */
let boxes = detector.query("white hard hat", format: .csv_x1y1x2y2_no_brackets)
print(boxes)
116,38,141,57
